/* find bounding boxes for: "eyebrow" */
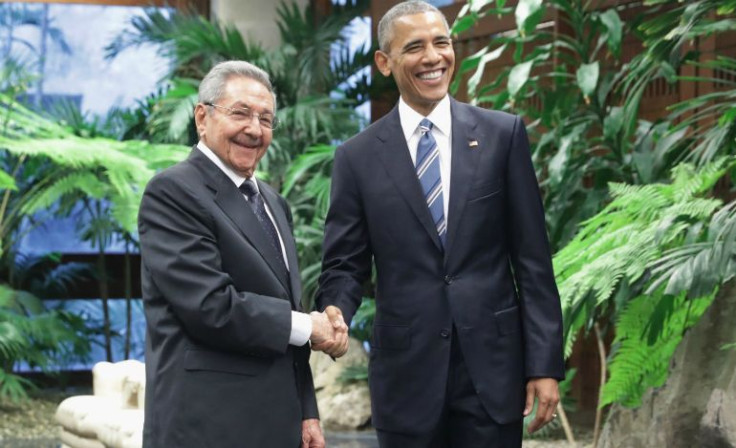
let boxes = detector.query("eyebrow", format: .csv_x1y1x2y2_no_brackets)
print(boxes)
232,101,274,114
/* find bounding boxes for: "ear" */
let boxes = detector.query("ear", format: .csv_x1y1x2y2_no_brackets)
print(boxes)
374,50,392,77
194,103,208,139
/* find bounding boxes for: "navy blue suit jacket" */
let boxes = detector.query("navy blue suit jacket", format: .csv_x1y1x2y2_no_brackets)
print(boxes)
317,99,564,434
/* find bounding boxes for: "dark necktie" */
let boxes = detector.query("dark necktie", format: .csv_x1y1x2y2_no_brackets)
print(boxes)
416,119,446,247
239,179,287,270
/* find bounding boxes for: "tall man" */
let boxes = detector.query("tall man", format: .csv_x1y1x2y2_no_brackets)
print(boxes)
139,61,346,448
317,2,564,446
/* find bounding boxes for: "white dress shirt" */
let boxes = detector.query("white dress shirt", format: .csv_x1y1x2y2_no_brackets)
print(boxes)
197,142,311,346
398,95,452,219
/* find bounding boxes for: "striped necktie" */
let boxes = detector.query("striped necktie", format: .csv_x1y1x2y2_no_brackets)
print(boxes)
415,119,446,247
239,179,287,271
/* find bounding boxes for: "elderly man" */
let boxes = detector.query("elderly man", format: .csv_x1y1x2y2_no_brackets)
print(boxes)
139,60,346,448
317,1,565,447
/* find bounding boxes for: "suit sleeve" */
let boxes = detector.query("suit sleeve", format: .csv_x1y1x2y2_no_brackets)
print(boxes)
298,346,319,420
279,195,320,419
316,146,373,326
506,116,565,380
138,174,292,357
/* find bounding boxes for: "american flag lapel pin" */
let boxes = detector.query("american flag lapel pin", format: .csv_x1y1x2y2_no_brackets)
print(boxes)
469,139,479,148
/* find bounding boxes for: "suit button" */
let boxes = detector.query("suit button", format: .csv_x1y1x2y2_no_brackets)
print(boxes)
440,329,450,338
444,275,453,284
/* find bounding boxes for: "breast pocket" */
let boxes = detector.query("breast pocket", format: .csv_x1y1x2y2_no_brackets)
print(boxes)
468,179,502,202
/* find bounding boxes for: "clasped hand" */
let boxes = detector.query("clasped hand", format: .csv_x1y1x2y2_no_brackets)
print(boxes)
309,305,349,358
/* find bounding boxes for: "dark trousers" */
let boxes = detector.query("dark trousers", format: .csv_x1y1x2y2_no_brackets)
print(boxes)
376,328,523,448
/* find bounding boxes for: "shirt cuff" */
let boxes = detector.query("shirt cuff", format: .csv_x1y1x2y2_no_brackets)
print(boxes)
289,311,312,346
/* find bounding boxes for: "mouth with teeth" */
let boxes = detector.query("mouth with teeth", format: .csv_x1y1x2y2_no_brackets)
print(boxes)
417,69,445,82
232,137,261,151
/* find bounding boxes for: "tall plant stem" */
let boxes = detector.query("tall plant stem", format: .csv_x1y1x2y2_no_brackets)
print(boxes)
593,322,607,448
557,402,576,444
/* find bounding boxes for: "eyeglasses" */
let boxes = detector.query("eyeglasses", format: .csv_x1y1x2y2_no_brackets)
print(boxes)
204,102,279,130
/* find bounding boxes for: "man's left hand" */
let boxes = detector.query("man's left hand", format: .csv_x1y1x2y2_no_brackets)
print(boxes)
524,377,560,434
301,418,325,448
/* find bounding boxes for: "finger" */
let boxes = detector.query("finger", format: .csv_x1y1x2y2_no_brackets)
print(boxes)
544,400,560,422
334,319,348,331
339,335,350,355
314,429,325,448
326,308,348,332
523,384,535,416
311,340,334,352
536,398,552,421
325,345,343,357
316,341,335,352
332,332,349,357
535,400,557,432
325,306,343,322
527,414,545,434
537,400,557,424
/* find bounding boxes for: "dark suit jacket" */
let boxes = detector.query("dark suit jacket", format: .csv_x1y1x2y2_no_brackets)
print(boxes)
317,99,564,434
139,148,317,447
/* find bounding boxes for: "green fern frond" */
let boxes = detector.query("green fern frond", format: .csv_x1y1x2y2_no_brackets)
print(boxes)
601,290,715,408
557,157,734,359
20,172,106,215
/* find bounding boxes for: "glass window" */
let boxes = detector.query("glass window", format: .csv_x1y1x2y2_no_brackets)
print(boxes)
2,2,171,255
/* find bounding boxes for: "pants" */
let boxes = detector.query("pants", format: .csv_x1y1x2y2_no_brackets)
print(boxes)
376,327,523,448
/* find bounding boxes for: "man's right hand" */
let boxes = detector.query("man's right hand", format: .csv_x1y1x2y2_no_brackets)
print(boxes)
309,306,349,357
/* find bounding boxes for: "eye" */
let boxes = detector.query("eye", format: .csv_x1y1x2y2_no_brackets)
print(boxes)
435,39,451,48
231,109,250,119
405,44,423,53
259,115,274,128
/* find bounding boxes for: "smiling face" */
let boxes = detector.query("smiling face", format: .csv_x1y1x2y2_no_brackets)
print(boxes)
375,11,455,116
194,75,274,178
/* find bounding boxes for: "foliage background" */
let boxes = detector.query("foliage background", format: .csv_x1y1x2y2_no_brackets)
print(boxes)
1,1,735,444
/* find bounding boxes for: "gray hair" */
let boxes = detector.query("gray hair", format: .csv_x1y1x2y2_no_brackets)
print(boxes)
377,0,450,53
198,60,277,112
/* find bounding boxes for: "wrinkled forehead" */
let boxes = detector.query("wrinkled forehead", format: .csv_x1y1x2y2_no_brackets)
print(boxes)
220,76,276,112
389,12,450,48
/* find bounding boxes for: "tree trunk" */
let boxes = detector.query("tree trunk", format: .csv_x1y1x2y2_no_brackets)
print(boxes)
97,247,112,363
34,4,49,109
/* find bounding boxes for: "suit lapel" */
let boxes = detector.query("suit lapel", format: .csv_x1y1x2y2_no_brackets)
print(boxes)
376,107,444,252
189,150,292,297
445,99,481,260
259,182,302,310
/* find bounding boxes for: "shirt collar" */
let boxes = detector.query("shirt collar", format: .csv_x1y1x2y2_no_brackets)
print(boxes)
196,141,260,193
398,95,451,141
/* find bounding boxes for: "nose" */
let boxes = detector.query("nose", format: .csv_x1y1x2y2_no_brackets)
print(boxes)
243,117,263,138
423,44,442,64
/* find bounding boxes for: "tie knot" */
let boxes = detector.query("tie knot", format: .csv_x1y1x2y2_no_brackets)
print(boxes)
239,179,258,199
419,118,434,133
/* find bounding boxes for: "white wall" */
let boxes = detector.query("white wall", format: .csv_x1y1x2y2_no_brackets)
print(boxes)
210,0,310,50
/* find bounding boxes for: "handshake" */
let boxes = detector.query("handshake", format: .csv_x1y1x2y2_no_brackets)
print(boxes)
309,305,349,358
